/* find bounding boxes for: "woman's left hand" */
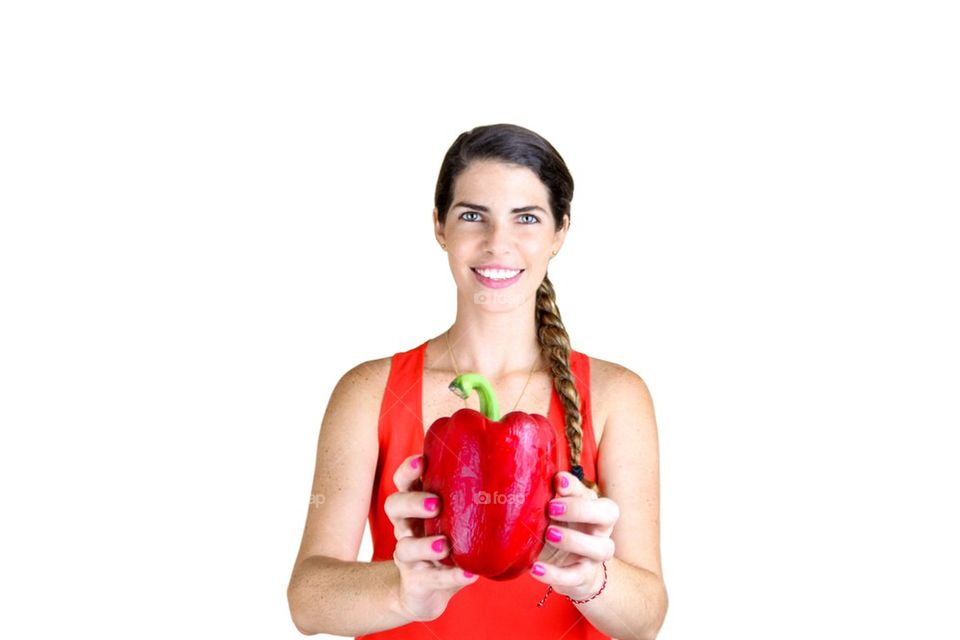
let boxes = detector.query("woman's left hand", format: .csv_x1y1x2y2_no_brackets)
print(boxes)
531,471,620,601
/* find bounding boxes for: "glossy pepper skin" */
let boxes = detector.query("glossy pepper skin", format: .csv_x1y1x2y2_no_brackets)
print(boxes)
422,372,559,580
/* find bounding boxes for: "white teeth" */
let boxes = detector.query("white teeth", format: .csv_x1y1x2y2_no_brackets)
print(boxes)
476,268,521,280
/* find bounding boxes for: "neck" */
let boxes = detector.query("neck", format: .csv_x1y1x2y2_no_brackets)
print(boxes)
444,295,545,380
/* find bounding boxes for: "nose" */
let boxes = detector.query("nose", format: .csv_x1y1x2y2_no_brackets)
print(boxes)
482,219,513,255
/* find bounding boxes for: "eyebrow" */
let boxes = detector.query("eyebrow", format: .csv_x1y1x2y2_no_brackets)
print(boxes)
452,201,547,214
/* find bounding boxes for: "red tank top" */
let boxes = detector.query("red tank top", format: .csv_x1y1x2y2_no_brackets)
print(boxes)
358,339,609,640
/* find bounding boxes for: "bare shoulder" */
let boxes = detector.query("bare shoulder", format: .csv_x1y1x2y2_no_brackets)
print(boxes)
334,355,393,402
588,355,649,388
587,356,654,446
317,355,395,434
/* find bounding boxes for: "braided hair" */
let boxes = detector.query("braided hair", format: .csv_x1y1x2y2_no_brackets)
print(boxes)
535,274,598,493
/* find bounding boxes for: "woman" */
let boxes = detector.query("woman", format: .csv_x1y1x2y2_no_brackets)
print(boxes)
287,123,668,639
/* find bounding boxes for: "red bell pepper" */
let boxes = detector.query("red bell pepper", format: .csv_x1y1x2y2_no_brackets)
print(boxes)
422,372,559,580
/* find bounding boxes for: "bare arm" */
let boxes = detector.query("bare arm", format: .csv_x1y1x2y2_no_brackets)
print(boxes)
572,557,668,640
287,360,402,635
288,555,409,636
579,368,668,639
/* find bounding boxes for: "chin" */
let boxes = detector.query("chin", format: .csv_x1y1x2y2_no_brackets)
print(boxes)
470,288,534,309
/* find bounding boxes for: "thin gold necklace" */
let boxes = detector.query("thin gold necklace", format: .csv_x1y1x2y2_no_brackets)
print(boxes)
445,328,542,412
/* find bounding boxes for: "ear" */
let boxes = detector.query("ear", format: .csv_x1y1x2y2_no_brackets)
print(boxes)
433,206,446,246
552,214,570,254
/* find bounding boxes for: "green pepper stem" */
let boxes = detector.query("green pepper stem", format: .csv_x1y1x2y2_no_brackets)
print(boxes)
448,373,500,422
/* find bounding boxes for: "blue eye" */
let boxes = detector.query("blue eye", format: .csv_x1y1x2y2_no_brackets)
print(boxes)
458,211,540,224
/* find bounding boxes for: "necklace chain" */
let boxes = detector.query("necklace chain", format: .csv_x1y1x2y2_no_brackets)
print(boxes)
445,328,541,413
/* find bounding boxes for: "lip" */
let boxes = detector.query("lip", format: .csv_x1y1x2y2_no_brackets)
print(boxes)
471,267,524,289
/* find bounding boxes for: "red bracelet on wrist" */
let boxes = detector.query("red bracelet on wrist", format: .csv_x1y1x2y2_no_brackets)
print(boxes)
536,560,607,607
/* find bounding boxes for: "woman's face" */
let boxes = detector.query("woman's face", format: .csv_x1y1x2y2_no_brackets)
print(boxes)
434,159,568,308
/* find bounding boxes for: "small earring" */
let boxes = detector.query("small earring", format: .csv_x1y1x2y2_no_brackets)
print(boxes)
551,250,558,256
441,243,446,250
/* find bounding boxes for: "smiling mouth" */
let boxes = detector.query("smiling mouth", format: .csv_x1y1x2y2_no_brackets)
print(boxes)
470,267,525,280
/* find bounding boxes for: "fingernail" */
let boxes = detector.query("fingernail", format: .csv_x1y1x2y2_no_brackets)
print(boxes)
531,563,546,576
410,456,420,469
463,571,474,578
560,475,570,489
424,497,439,511
431,538,445,553
546,527,562,543
548,500,566,516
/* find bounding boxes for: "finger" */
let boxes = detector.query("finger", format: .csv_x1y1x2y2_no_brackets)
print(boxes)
394,534,450,564
546,495,619,530
529,556,600,592
392,549,480,592
427,564,480,591
536,542,580,571
554,471,599,500
544,525,615,563
393,454,425,493
385,490,442,539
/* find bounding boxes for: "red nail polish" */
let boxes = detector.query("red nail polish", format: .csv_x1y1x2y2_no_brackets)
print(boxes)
424,497,439,511
463,571,474,578
547,527,562,543
560,475,569,488
431,538,445,553
531,563,546,576
548,500,566,516
410,456,420,469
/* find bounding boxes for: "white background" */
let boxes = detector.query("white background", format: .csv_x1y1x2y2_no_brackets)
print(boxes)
2,1,958,638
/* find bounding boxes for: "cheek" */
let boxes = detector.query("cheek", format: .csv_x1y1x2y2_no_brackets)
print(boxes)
447,254,473,275
521,240,553,265
523,230,554,250
525,266,547,288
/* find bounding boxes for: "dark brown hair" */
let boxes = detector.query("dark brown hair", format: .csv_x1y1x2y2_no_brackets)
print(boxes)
434,123,597,492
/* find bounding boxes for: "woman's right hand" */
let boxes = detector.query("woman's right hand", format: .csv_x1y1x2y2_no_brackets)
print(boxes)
385,453,479,622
